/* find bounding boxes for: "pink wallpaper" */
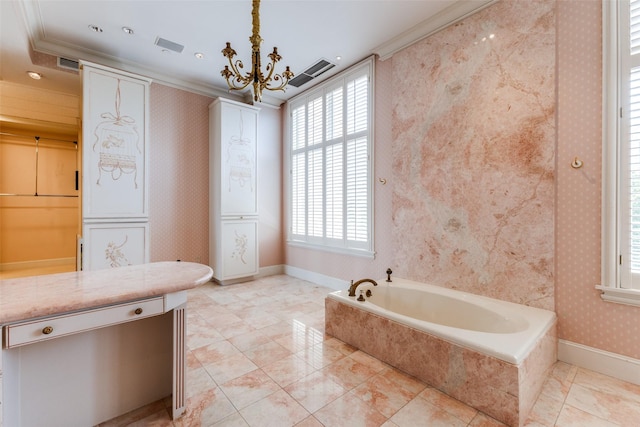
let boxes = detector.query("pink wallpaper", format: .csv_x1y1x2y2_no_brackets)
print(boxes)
148,84,211,264
390,0,556,310
148,86,285,269
556,0,640,359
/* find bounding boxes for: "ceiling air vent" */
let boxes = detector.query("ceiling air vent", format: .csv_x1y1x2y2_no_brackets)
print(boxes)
289,59,335,88
155,37,184,53
57,57,79,71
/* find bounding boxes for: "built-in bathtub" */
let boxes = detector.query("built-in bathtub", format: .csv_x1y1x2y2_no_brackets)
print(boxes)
325,278,557,427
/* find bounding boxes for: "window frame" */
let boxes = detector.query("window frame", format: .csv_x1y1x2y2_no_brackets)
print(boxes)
599,0,640,305
284,57,375,258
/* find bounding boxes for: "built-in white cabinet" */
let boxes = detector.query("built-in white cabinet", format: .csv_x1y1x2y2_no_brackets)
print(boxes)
80,61,151,270
209,98,259,283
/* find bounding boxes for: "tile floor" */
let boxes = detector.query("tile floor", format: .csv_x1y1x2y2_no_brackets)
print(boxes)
100,275,640,427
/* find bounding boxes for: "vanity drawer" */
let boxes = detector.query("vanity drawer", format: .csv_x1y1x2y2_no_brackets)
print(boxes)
4,297,164,348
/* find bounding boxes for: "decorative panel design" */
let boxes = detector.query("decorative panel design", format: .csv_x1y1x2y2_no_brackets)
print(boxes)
219,101,258,216
81,62,150,219
220,219,259,279
82,222,149,270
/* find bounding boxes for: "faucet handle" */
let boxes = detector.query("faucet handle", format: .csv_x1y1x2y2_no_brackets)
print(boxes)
386,268,392,282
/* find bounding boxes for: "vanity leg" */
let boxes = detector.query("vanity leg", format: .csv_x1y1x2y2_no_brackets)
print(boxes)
172,304,186,419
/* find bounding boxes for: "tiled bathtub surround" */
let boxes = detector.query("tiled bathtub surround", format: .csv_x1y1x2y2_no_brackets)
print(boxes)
390,0,556,311
325,298,556,427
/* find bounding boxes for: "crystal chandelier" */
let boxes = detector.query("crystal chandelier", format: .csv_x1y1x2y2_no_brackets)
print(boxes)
221,0,294,102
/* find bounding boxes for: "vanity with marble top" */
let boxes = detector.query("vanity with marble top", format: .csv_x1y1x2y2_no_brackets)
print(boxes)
0,261,213,427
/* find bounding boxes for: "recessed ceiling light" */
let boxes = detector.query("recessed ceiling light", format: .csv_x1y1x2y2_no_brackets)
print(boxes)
122,27,134,35
88,24,103,33
194,52,204,59
27,71,42,80
336,55,342,61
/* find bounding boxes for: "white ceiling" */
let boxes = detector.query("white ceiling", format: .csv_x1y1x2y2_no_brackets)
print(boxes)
1,0,495,105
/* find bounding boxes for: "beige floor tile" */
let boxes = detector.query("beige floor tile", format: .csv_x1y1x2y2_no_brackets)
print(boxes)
419,387,478,423
243,340,294,367
284,370,347,413
573,367,640,405
219,369,281,410
274,324,326,353
216,320,257,339
294,415,324,427
175,387,238,427
352,372,418,418
211,412,250,426
262,354,318,388
294,341,347,369
555,404,619,427
322,337,358,356
321,355,381,390
379,367,427,395
389,396,468,427
523,388,563,427
192,339,242,364
313,390,388,427
565,383,640,426
203,353,259,384
239,389,310,427
228,328,275,352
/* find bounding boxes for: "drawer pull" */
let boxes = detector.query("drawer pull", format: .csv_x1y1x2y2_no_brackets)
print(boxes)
42,326,54,335
134,307,143,315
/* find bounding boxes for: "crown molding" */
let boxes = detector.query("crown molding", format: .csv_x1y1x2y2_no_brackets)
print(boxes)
372,0,498,61
16,0,258,103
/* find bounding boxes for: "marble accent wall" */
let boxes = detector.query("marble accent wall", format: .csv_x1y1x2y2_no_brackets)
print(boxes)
391,0,556,310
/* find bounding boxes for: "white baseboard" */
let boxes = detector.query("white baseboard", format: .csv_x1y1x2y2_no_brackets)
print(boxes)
258,264,285,278
0,257,75,271
213,264,286,285
283,265,346,291
558,339,640,385
220,264,345,291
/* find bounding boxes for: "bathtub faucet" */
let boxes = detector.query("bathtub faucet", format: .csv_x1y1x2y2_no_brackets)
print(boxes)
348,278,378,297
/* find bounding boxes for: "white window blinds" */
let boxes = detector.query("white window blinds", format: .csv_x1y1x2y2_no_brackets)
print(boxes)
288,59,373,255
621,0,640,289
598,0,640,304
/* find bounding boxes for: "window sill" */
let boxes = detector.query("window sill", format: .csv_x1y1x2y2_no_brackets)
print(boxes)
287,240,375,259
596,285,640,307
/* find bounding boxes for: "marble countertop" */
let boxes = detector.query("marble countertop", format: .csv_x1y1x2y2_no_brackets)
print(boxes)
0,261,213,324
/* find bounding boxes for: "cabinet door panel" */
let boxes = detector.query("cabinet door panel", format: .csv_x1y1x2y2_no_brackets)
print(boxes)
82,222,149,270
219,102,258,216
220,220,258,279
82,63,150,219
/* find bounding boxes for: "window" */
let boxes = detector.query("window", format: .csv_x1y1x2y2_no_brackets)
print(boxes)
600,0,640,304
287,58,374,257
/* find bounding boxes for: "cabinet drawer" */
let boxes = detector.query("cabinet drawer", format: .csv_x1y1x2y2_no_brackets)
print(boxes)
4,297,164,348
